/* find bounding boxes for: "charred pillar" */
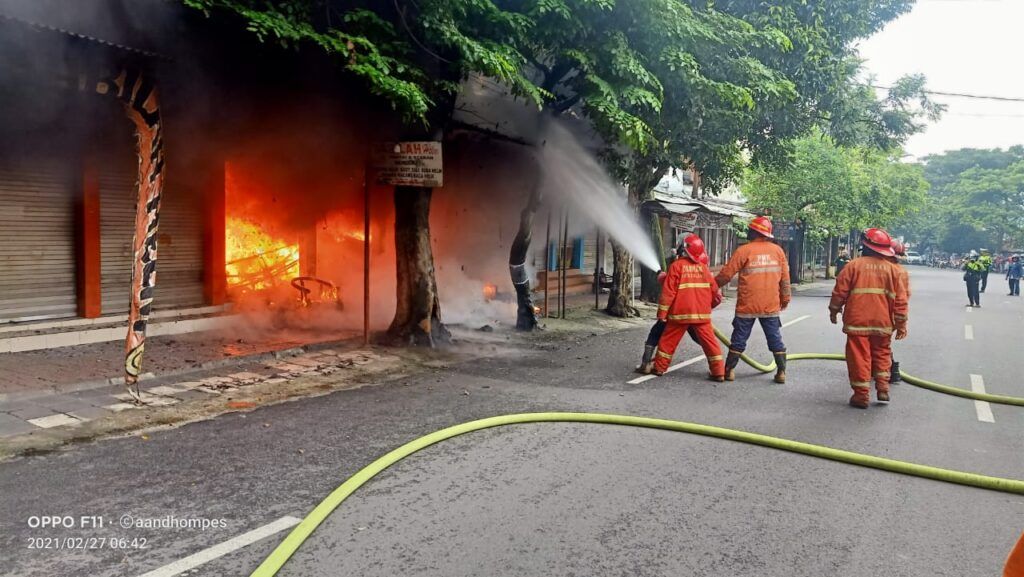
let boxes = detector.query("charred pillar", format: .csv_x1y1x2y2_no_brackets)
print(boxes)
299,225,318,278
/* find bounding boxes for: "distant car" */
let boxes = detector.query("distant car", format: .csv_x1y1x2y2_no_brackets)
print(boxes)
905,251,923,265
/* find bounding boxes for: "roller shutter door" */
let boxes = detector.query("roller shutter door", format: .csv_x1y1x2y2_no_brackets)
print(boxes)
0,158,77,322
100,156,205,314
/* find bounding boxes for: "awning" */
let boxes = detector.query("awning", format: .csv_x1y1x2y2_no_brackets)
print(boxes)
659,203,699,216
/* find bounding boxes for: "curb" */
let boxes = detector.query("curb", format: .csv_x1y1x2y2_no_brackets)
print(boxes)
0,337,365,404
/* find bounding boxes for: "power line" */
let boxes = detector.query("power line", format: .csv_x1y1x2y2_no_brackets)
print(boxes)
946,112,1024,118
870,84,1024,103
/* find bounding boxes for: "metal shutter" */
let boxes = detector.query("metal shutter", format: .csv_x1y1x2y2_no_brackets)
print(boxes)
0,158,77,322
100,156,205,314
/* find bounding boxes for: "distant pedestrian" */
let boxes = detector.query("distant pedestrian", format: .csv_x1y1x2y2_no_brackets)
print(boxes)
834,247,851,278
715,216,791,383
829,228,909,409
1007,255,1022,297
963,251,984,307
652,234,725,380
979,249,993,292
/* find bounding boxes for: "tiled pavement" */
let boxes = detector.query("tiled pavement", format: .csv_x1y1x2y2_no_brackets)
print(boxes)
0,349,381,439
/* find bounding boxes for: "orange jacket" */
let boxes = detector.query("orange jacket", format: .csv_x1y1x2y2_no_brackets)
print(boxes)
658,256,721,323
829,255,909,336
715,238,791,317
893,261,911,298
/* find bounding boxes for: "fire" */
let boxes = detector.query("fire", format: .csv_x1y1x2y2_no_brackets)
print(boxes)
483,283,498,301
225,217,300,293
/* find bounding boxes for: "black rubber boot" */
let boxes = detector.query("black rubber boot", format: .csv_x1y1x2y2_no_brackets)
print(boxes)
891,361,901,383
724,352,741,381
635,345,656,375
773,352,787,384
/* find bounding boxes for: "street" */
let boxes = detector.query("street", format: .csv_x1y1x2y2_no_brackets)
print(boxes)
1,266,1022,577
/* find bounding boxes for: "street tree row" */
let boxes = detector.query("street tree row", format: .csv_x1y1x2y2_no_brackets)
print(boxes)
184,0,932,341
897,146,1024,255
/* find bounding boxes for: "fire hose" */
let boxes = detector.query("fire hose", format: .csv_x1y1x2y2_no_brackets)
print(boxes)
710,326,1024,407
250,411,1024,576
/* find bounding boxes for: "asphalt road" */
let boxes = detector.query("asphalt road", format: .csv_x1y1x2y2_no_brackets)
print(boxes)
1,266,1022,576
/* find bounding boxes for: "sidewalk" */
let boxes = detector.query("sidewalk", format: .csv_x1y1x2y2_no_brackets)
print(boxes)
0,299,650,459
0,334,382,444
0,327,361,396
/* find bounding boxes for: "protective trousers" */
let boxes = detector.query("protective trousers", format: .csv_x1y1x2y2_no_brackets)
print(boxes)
654,322,724,376
845,334,892,402
966,278,981,306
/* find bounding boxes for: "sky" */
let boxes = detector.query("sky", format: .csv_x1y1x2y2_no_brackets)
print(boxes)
857,0,1024,160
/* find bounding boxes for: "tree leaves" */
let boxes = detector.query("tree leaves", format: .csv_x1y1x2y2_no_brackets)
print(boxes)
742,132,929,241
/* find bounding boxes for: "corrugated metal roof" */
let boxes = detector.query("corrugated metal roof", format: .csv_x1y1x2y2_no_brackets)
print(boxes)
649,191,753,219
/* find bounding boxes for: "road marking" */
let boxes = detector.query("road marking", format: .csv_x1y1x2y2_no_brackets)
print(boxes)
782,315,812,328
627,315,811,385
966,306,972,313
965,325,974,340
628,356,705,384
134,516,301,577
970,374,995,423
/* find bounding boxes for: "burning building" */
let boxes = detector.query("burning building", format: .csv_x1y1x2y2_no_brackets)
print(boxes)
0,1,625,375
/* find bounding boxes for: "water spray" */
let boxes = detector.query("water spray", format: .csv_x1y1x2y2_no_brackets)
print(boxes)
537,121,660,272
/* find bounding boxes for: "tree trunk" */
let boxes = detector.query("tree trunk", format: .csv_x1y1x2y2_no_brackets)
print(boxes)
510,183,542,330
639,209,665,302
606,240,638,317
387,185,451,346
826,237,837,279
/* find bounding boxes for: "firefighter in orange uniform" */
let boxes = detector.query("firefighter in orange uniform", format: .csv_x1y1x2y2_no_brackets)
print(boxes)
715,216,792,383
652,234,725,380
829,228,909,408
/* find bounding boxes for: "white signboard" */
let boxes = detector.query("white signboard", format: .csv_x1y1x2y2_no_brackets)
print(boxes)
670,211,698,231
372,141,443,187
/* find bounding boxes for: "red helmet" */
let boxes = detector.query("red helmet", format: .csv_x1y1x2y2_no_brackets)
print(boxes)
890,239,906,257
698,252,709,265
678,233,706,263
861,228,895,257
749,216,774,239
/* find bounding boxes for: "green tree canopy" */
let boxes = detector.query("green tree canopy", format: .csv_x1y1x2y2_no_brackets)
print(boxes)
896,147,1024,253
741,133,929,243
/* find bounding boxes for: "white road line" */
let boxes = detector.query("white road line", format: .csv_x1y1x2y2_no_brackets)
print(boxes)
965,325,974,340
782,315,811,328
627,315,810,385
628,356,705,384
966,306,972,313
135,516,301,577
970,374,995,423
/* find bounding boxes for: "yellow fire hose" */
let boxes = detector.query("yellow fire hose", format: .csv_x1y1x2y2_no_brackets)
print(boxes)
710,326,1024,407
249,327,1024,575
251,412,1024,576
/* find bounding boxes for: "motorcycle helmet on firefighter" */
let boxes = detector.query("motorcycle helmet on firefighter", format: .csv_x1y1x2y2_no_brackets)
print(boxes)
677,233,707,263
860,228,896,257
748,216,774,239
